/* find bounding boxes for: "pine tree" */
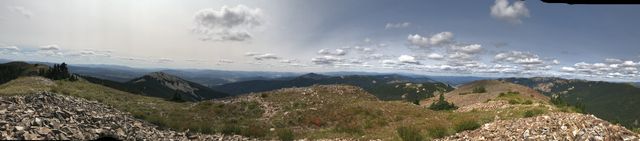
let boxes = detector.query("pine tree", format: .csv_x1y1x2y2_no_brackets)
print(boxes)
428,93,458,111
170,91,185,102
43,62,77,81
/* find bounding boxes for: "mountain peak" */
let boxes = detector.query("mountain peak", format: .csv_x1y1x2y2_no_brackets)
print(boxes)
297,73,329,80
126,71,228,101
144,72,184,82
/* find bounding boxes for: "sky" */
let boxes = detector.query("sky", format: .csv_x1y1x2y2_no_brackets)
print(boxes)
1,0,640,81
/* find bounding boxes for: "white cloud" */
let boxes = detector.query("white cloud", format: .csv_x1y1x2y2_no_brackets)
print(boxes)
158,58,173,63
451,44,483,54
36,45,63,57
563,60,640,79
398,55,419,64
381,59,397,65
0,46,20,51
561,67,577,72
218,59,234,63
354,46,375,53
448,52,474,60
40,45,60,51
7,6,33,19
552,59,560,65
490,0,529,24
407,32,454,48
0,46,20,55
118,57,146,62
312,56,344,65
192,5,263,41
494,51,540,64
426,53,444,60
279,59,293,63
515,58,543,65
365,53,385,60
244,52,262,56
604,58,623,64
253,53,279,60
621,61,638,67
317,48,347,56
385,22,410,29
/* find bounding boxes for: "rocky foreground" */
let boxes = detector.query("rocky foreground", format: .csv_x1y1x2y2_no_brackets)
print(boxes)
437,112,639,141
0,92,254,140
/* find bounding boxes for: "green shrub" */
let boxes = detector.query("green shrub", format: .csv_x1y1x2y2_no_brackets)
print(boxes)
508,99,519,104
397,126,424,141
428,93,457,111
412,99,420,105
523,100,533,105
220,124,242,135
277,128,294,141
334,122,364,135
523,109,545,117
472,86,486,93
427,126,447,138
242,124,268,137
454,120,480,132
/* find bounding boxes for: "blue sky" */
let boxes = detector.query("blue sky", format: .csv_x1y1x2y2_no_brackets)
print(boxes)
1,0,639,81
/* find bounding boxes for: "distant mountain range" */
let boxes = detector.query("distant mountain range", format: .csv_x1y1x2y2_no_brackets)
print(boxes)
212,73,454,101
0,59,497,87
501,77,640,129
81,72,228,102
126,72,228,101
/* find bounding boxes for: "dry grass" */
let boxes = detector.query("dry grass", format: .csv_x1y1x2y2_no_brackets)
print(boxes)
0,77,565,140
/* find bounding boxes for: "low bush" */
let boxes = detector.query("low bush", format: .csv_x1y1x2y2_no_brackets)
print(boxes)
220,124,242,135
277,128,294,141
472,86,486,93
508,99,520,104
454,120,480,132
334,122,364,135
523,109,545,117
397,126,424,141
427,126,447,138
428,93,457,111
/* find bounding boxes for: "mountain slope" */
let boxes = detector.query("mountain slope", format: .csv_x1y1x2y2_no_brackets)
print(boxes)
0,92,251,140
501,77,640,129
0,61,49,84
437,112,639,140
421,80,549,107
126,72,228,101
0,77,637,140
212,73,454,101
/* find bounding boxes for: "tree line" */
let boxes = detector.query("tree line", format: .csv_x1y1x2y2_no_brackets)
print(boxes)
38,62,78,81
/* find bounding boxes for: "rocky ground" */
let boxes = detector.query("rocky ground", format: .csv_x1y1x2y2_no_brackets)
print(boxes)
0,92,255,140
454,100,512,113
436,112,640,141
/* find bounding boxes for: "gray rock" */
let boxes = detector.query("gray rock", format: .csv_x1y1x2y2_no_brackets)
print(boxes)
0,92,257,140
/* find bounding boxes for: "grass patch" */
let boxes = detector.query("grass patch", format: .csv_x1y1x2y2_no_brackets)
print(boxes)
523,109,546,117
472,86,486,93
426,126,448,138
277,128,295,141
497,91,536,105
396,126,424,141
454,120,481,133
